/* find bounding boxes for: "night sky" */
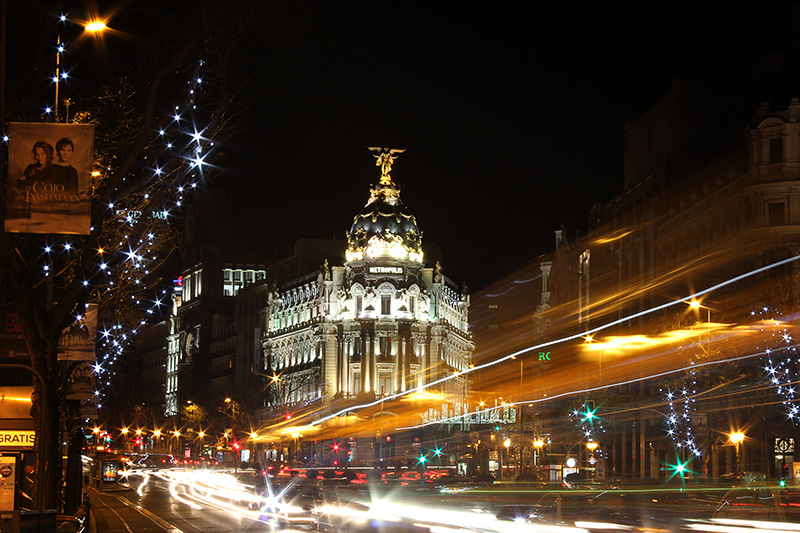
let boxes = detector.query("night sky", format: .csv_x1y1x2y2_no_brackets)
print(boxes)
221,2,792,291
16,2,791,291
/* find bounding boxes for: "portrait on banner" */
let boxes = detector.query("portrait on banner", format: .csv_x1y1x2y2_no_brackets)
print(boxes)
4,122,94,234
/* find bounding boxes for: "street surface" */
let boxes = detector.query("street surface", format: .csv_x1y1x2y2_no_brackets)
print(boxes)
82,466,800,532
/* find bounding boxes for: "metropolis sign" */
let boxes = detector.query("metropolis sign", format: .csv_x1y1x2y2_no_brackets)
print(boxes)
369,266,403,275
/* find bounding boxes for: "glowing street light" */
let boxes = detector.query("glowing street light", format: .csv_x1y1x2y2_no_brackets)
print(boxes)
85,20,107,33
54,17,109,121
533,438,544,467
730,432,745,474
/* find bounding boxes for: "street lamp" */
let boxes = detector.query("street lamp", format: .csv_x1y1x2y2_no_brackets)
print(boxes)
120,427,129,451
586,441,598,479
53,17,109,121
533,438,544,467
730,432,745,474
689,300,714,357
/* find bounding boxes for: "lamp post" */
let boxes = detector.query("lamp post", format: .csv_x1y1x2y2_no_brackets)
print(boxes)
503,438,511,480
172,430,181,455
730,432,745,474
53,18,108,121
689,300,713,357
586,441,598,480
533,438,544,468
120,427,129,452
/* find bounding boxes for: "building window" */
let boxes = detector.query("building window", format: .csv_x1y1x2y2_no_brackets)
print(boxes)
355,295,363,316
768,201,786,226
770,138,783,164
409,297,416,315
381,295,391,315
379,374,392,395
379,337,389,358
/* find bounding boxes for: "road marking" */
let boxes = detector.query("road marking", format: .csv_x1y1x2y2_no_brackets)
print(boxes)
110,491,185,533
105,505,134,533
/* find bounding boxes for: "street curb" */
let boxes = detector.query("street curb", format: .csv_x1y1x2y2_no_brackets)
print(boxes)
84,487,98,533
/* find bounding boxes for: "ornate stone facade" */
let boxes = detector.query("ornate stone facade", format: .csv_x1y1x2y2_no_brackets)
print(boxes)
262,152,473,414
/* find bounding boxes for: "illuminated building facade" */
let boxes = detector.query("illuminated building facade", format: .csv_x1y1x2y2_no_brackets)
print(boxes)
262,150,473,415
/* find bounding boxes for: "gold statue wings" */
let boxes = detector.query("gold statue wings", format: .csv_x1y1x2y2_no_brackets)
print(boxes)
367,147,406,184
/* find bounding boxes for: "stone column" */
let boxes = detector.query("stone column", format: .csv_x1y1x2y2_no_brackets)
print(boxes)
400,336,407,391
371,334,378,394
321,324,339,404
360,335,368,394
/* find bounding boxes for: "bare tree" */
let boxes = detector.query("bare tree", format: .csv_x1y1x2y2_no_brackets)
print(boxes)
0,0,275,509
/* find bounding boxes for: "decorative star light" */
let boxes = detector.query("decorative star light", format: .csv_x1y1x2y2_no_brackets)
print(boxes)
755,307,799,423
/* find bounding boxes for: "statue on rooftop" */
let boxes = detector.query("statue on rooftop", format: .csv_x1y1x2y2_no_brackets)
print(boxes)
367,146,406,184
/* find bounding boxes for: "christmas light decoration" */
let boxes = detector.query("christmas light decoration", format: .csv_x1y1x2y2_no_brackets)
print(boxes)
14,12,239,412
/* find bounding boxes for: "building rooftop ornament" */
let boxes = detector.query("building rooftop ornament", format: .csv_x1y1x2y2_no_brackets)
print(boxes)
346,148,422,263
368,146,406,186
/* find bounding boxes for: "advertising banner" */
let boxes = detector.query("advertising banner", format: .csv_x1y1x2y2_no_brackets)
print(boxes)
0,308,28,362
5,122,94,235
101,460,118,484
58,303,97,362
0,456,16,511
1,303,96,363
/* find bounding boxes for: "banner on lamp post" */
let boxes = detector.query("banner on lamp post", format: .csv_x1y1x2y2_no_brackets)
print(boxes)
5,122,94,235
58,303,97,362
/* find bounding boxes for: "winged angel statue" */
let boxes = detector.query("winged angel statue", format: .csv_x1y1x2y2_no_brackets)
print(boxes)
367,146,406,182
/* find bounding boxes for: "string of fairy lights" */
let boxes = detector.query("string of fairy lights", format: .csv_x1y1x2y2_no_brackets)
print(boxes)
661,306,798,461
569,401,604,443
662,382,701,458
91,59,215,407
756,308,799,423
5,14,224,411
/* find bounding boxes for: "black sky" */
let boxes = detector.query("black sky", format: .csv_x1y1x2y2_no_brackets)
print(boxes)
222,3,789,290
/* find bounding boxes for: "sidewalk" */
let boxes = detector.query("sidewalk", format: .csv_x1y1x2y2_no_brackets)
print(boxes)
83,488,98,533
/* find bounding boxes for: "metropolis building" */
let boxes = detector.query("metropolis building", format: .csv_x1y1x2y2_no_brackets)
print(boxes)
261,150,473,420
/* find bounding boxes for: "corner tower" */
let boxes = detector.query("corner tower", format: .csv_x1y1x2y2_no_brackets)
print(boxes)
333,148,472,405
263,148,472,418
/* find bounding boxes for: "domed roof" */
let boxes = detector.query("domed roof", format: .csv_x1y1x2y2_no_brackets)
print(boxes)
345,149,423,263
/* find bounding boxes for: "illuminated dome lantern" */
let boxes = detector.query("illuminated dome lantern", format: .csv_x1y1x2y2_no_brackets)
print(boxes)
346,147,423,263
